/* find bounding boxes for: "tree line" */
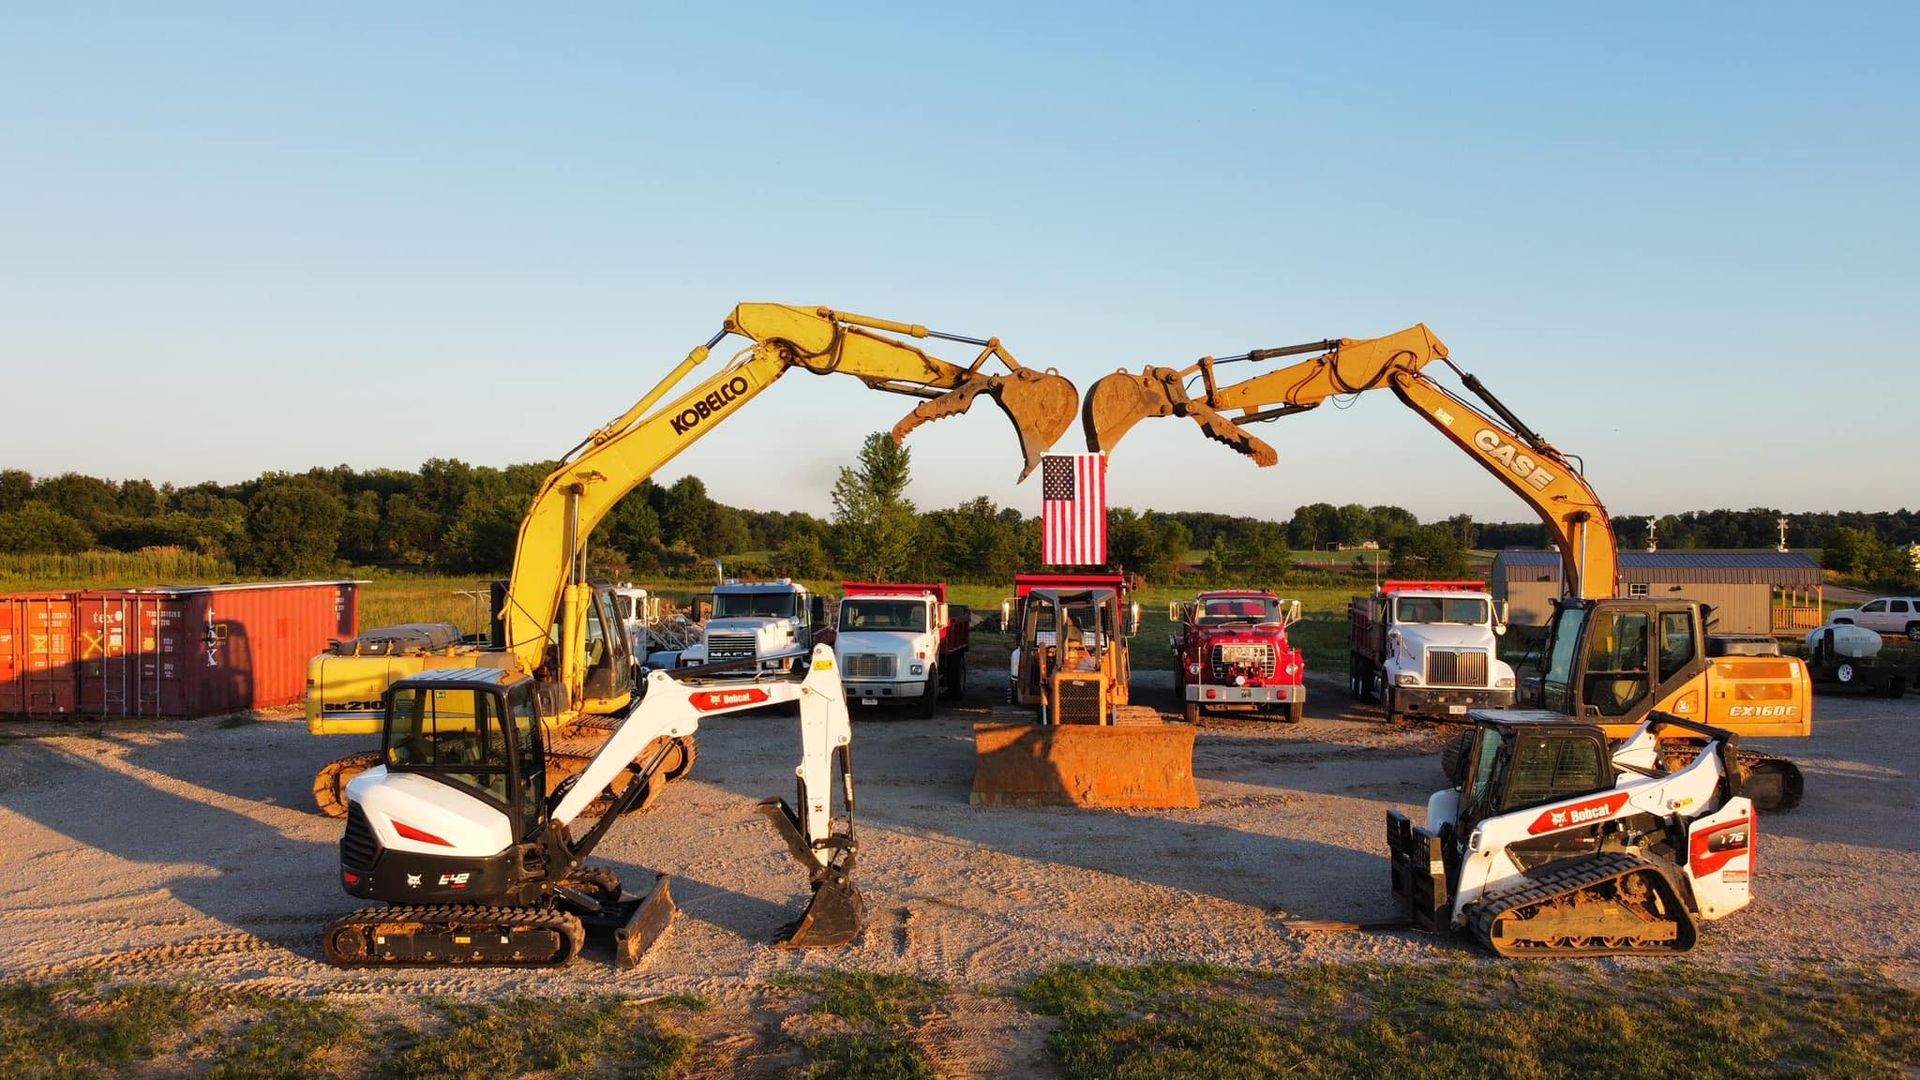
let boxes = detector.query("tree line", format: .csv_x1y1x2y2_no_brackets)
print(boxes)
2,448,1915,588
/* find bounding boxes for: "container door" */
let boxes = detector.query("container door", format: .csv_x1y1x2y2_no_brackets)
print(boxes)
3,597,78,716
76,596,136,717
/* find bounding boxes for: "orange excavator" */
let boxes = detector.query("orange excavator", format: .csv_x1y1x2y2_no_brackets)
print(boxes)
1084,325,1807,810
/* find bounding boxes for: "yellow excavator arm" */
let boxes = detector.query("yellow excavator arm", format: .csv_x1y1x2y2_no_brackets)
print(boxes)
1082,326,1617,599
506,304,1078,704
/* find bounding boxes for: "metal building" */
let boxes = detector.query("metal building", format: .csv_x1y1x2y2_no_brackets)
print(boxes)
1490,551,1822,636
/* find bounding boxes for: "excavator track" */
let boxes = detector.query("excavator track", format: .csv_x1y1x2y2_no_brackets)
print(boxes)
1467,852,1697,958
322,905,584,968
312,751,384,818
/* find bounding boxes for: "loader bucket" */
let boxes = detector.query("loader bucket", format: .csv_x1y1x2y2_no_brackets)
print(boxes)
893,368,1079,480
971,721,1199,808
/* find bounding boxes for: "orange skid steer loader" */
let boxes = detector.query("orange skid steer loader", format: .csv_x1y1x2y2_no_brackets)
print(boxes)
972,573,1198,808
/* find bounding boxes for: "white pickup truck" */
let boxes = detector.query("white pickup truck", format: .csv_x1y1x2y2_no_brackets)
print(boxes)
1349,580,1515,722
833,581,969,716
678,579,819,674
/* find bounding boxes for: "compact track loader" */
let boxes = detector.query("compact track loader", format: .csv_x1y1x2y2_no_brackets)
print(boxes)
323,644,861,969
1384,709,1754,956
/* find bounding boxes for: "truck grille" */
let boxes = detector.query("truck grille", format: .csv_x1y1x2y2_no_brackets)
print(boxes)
707,631,756,662
843,653,895,679
1210,642,1276,678
1055,677,1104,725
1425,650,1488,687
341,804,379,871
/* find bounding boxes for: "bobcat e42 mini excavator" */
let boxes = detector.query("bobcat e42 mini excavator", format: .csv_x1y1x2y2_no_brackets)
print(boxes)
323,643,861,969
1384,708,1755,957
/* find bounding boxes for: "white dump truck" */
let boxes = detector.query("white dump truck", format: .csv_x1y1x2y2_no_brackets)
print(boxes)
833,581,969,715
678,578,821,675
1349,579,1515,722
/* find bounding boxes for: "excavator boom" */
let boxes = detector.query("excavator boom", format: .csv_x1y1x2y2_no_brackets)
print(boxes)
1082,326,1616,599
504,304,1077,699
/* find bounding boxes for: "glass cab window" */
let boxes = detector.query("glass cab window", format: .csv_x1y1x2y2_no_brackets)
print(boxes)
386,685,511,805
714,591,797,619
1504,735,1605,811
1198,597,1280,626
838,600,928,632
1862,600,1887,613
1394,597,1488,624
1539,606,1589,714
1581,610,1650,717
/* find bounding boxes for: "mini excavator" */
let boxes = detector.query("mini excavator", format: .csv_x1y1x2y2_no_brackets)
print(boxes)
1083,326,1807,813
324,643,860,967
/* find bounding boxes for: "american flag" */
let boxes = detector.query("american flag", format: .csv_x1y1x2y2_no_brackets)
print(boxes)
1041,453,1107,566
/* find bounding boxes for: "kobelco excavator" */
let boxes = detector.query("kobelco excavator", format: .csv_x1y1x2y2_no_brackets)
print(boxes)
306,304,1078,815
324,643,860,966
1084,326,1807,811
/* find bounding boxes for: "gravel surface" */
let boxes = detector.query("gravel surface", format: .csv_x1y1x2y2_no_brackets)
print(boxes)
1,672,1914,1012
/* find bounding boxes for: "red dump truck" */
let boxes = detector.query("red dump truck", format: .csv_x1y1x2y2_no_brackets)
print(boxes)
1171,590,1306,723
833,582,970,715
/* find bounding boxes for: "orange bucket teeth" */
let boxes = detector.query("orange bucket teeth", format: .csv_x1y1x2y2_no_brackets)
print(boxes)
970,722,1199,809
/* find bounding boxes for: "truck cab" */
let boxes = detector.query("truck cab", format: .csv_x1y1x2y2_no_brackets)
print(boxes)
679,579,818,674
1171,590,1306,723
834,582,970,715
1350,580,1515,723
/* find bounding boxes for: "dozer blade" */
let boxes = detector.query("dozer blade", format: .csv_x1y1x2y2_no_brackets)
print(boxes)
756,797,866,948
893,368,1078,481
1081,369,1277,465
971,721,1199,809
613,874,677,970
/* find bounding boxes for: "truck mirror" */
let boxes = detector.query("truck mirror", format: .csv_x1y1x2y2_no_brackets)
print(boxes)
1000,599,1013,628
1128,601,1142,637
1167,600,1183,622
1285,599,1302,626
936,602,949,626
1494,600,1509,634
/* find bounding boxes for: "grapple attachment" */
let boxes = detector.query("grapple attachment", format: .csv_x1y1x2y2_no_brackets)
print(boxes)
1081,368,1277,465
893,367,1079,481
971,721,1199,809
756,796,866,948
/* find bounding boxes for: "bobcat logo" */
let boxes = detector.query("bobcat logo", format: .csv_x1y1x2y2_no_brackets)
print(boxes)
406,874,422,888
1548,809,1569,828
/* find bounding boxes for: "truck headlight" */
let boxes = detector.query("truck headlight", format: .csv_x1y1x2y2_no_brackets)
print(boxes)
1496,676,1515,689
1187,663,1200,676
1396,673,1419,686
1284,663,1299,677
910,663,924,676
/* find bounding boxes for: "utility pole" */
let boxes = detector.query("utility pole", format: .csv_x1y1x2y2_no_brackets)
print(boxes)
1777,516,1790,553
1646,518,1658,553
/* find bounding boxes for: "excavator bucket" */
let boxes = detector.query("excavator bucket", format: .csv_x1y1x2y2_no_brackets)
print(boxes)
893,367,1079,480
1082,369,1277,465
971,721,1199,809
756,796,867,948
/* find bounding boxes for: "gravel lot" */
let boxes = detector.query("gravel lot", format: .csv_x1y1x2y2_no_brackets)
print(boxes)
1,671,1915,1011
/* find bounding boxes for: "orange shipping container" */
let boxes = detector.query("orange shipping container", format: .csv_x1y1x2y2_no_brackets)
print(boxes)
0,594,78,716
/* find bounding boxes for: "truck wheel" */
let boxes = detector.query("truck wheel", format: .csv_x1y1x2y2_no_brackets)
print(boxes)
918,668,939,718
1837,662,1856,684
1886,677,1907,699
1384,687,1406,725
1907,622,1920,642
1286,698,1305,724
1348,655,1364,700
1183,699,1201,724
1440,731,1474,787
945,655,968,701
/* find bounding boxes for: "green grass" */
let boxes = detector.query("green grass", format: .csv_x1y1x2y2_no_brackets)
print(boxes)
387,994,696,1080
0,979,201,1080
1019,960,1920,1079
773,971,947,1080
0,548,236,592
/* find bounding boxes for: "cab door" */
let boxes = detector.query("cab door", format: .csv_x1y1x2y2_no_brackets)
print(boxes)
1571,605,1656,723
507,681,547,840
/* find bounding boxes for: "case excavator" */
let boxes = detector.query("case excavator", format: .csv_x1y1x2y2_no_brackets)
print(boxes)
307,304,1078,816
1084,326,1806,812
325,643,861,967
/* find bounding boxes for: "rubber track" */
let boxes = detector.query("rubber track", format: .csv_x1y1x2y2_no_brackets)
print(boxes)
1467,852,1694,958
322,905,584,968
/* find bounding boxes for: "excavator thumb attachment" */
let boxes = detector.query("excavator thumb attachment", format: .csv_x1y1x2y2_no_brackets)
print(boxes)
971,721,1199,809
1082,369,1278,466
893,367,1079,481
756,797,866,948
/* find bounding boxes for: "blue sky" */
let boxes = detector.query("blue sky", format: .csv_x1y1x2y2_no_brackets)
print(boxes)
3,4,1914,522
